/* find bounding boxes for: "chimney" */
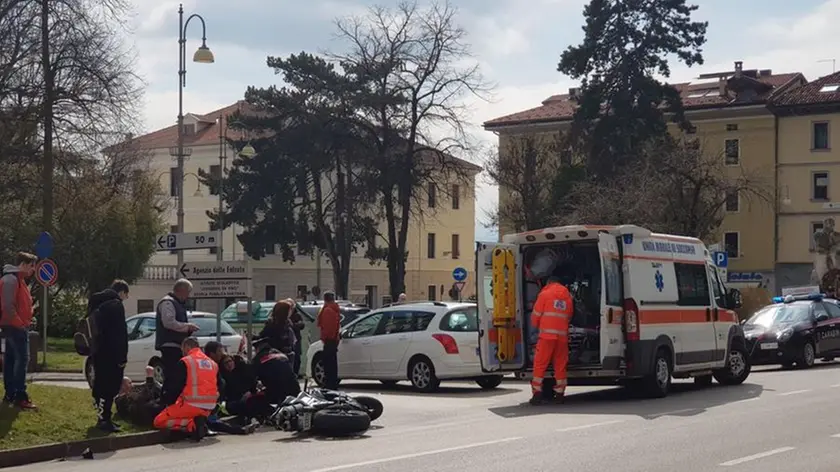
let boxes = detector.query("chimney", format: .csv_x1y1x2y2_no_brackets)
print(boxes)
759,69,772,77
568,87,579,99
718,77,726,96
734,61,743,78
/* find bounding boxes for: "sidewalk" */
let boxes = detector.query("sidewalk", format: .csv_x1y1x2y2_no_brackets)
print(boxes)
29,372,85,382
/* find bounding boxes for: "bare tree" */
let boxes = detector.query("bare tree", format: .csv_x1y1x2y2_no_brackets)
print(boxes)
332,0,492,297
485,132,577,233
564,137,773,240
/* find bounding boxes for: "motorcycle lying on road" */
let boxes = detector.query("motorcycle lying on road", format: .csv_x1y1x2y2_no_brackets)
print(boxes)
268,383,384,436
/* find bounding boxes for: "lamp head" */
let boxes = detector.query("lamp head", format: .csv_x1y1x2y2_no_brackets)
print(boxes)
193,42,214,64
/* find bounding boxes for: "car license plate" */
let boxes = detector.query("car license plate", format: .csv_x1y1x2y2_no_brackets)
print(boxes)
760,342,778,350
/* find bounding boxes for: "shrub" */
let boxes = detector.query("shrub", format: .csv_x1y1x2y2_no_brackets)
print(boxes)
47,291,87,338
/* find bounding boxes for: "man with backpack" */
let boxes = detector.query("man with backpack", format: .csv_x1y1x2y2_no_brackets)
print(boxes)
87,280,130,432
0,252,38,410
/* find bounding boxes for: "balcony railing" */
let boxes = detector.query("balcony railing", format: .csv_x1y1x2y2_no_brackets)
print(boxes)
142,265,180,281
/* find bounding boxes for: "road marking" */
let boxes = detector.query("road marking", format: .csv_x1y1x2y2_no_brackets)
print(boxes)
831,433,840,438
733,397,760,404
779,389,812,396
307,437,524,472
831,383,840,388
556,420,624,432
719,447,795,466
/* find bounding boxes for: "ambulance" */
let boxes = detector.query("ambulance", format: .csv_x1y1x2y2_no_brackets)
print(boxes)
476,224,749,398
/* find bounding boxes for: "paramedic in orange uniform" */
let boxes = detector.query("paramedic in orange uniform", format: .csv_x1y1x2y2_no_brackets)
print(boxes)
530,275,573,405
153,337,219,441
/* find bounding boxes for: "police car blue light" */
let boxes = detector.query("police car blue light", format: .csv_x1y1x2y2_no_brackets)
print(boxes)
772,293,825,304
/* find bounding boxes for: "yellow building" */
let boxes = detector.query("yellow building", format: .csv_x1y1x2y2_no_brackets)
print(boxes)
771,71,840,288
484,62,821,294
125,102,479,315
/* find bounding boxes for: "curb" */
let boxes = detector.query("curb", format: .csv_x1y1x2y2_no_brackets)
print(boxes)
0,431,171,468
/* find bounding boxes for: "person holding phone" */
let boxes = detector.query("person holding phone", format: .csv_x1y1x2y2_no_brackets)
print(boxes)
155,279,200,402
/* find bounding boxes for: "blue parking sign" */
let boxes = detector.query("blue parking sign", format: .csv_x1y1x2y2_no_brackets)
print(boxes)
713,251,728,268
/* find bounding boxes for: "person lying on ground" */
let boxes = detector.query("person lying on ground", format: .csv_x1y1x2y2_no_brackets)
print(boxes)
219,354,270,420
115,366,164,427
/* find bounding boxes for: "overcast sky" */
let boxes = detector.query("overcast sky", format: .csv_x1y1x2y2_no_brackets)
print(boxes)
128,0,840,242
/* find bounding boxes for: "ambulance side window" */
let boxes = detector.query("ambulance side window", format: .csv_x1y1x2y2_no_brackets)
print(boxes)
675,263,711,306
603,255,622,306
707,266,724,306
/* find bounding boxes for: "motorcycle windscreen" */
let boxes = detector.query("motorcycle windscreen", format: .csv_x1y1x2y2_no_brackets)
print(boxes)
476,242,525,372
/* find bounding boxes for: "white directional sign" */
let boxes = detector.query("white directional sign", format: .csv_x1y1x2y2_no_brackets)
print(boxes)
156,231,220,251
179,261,251,299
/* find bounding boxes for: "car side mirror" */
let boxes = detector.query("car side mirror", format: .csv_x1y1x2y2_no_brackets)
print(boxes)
727,288,743,309
740,319,746,325
817,313,830,322
340,329,349,339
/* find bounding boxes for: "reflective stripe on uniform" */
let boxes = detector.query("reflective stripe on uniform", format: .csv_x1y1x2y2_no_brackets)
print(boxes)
166,418,190,430
182,356,218,404
540,329,567,336
542,313,568,319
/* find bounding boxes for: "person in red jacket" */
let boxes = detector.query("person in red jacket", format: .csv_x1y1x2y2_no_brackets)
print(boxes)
317,291,341,389
0,252,37,410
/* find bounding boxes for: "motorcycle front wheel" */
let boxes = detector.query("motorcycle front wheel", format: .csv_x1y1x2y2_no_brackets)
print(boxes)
312,408,371,436
353,396,383,421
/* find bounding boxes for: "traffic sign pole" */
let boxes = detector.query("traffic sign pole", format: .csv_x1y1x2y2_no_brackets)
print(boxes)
35,258,58,369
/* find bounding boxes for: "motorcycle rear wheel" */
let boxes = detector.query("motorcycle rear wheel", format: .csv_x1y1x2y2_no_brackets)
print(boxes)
312,408,371,436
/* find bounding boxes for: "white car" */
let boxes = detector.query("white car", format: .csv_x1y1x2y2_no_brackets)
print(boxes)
305,302,504,392
84,312,244,388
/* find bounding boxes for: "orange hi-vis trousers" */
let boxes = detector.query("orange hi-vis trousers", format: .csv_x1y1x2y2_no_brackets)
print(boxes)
153,403,211,433
530,337,568,396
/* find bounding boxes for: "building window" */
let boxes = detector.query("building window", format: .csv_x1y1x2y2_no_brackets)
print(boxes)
810,221,825,252
169,224,178,255
452,185,460,210
265,243,276,255
813,122,830,150
182,124,195,135
169,167,181,196
725,189,740,212
724,139,740,165
428,285,437,301
137,299,154,313
813,171,829,200
428,183,436,208
365,285,377,308
296,285,308,300
451,234,460,259
265,285,276,302
208,222,218,255
209,165,221,195
724,232,739,259
726,123,739,131
427,233,436,259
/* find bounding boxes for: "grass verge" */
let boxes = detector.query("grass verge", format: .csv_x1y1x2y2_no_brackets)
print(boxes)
0,384,147,450
35,338,82,373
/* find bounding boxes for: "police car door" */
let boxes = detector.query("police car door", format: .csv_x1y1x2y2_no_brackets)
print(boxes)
598,233,624,367
476,242,525,372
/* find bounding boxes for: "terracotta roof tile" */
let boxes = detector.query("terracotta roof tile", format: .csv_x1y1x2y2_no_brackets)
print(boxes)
484,71,804,129
770,71,840,107
128,101,253,150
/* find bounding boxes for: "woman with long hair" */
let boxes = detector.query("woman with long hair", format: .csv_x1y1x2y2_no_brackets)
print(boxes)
257,300,298,359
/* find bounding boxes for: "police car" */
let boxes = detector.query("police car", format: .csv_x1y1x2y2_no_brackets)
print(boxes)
743,293,840,369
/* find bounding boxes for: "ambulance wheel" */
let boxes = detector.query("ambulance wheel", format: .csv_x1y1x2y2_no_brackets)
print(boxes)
641,348,672,398
312,408,371,436
694,374,713,387
713,344,751,385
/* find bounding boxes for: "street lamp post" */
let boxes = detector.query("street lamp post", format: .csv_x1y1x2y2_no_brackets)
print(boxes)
176,3,214,268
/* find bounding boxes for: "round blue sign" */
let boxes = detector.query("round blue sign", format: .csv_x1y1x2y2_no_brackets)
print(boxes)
452,267,467,282
36,259,58,286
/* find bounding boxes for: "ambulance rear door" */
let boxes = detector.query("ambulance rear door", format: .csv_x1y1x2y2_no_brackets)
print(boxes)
476,242,525,372
598,232,626,368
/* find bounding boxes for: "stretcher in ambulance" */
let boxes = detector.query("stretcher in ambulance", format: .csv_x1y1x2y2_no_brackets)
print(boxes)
475,224,750,398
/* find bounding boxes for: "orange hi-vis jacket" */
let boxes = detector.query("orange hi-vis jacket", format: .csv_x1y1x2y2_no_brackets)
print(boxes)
531,282,573,340
178,348,219,410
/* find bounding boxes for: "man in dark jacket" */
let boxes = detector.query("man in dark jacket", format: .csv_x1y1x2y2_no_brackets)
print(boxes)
88,280,130,432
251,338,300,405
115,366,165,427
155,279,199,402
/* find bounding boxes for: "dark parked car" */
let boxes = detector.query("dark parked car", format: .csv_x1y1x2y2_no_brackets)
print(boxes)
744,293,840,369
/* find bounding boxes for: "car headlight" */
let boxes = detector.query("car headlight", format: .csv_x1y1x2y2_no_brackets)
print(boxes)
777,327,794,342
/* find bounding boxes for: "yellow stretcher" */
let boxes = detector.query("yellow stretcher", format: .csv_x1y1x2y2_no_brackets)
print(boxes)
492,247,517,362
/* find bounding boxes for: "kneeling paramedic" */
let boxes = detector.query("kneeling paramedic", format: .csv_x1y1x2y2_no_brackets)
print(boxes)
153,337,220,441
530,273,573,405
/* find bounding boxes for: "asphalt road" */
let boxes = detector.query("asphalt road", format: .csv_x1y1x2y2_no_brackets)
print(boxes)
17,363,840,472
